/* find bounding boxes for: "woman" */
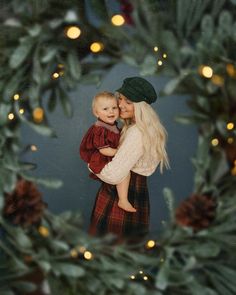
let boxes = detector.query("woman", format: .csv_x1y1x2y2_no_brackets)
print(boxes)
89,76,169,240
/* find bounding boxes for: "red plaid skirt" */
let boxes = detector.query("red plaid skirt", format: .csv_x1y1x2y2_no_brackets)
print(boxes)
89,172,150,239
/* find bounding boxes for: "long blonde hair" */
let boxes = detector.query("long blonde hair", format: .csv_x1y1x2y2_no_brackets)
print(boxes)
120,101,169,173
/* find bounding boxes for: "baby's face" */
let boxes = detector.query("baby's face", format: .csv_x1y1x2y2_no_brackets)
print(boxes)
94,97,119,124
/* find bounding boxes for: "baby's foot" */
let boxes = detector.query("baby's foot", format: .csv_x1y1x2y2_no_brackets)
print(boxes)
118,200,137,212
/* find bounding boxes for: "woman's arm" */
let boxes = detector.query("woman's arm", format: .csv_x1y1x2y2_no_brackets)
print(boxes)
97,126,143,184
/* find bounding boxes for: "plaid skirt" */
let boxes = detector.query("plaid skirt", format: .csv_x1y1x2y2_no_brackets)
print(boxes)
89,172,150,239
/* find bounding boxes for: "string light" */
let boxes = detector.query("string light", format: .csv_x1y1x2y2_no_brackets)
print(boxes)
130,275,135,280
111,14,125,26
227,122,234,130
13,93,20,100
33,107,44,123
8,113,14,120
19,108,24,114
211,75,224,86
153,46,158,52
139,270,143,274
65,26,81,39
226,64,236,77
30,145,38,151
227,137,234,144
143,276,148,281
90,42,104,53
157,60,163,66
211,138,219,146
38,226,49,237
146,239,156,249
84,251,93,260
70,249,79,258
52,72,60,79
77,246,86,253
163,53,167,58
231,160,236,176
199,66,213,78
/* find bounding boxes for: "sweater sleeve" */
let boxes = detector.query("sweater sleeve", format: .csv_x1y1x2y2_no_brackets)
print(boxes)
97,126,143,184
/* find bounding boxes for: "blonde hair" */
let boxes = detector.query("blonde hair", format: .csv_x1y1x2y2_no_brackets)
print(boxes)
92,91,116,116
120,101,169,173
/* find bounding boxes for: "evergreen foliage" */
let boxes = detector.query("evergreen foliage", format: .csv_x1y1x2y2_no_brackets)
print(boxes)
0,0,236,294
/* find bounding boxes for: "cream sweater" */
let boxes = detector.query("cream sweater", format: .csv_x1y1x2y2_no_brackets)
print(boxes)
97,125,160,185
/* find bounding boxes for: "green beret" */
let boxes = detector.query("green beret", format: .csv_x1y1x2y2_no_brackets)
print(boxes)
116,77,157,104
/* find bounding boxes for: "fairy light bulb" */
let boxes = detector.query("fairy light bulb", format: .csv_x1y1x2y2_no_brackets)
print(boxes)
153,46,158,52
38,226,49,237
30,145,38,151
146,240,156,249
130,275,135,280
200,66,213,78
33,107,44,123
90,42,104,53
66,26,81,39
211,138,219,146
70,249,78,258
52,72,60,79
157,60,163,66
84,251,93,260
8,113,14,120
143,276,148,281
211,75,224,86
13,93,20,100
111,14,125,26
19,108,24,114
227,137,234,144
163,53,167,58
227,122,234,130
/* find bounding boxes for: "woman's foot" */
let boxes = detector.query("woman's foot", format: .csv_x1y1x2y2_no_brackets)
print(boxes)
118,200,137,212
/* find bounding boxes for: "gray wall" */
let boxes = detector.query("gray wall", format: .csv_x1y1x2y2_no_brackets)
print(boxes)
21,63,198,234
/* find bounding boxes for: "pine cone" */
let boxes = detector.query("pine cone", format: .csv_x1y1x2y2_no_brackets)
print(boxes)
175,194,217,231
4,178,47,226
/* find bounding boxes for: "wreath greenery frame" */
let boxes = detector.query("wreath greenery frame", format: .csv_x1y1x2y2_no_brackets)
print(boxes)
0,1,236,294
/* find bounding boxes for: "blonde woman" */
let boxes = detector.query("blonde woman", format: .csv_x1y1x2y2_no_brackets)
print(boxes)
89,77,169,239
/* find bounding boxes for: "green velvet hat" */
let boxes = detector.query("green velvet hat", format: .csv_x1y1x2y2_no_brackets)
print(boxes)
116,77,157,104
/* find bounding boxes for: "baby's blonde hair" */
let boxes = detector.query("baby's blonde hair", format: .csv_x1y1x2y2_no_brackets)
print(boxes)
120,101,169,173
92,91,116,116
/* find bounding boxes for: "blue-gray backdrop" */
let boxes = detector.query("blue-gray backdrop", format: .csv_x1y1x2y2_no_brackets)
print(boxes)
21,63,198,234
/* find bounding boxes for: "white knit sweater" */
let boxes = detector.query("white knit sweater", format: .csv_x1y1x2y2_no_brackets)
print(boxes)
97,125,160,185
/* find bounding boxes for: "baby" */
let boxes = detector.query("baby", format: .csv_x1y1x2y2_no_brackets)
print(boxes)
80,91,136,213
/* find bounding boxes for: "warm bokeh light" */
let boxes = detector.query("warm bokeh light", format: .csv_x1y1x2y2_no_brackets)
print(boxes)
227,122,234,130
70,249,78,258
38,226,49,237
227,137,234,144
211,75,224,86
8,113,14,120
130,275,135,280
13,93,20,100
163,53,167,58
153,46,158,52
157,60,163,66
30,145,38,151
19,108,24,114
199,66,213,78
143,276,148,281
52,72,60,79
66,26,81,39
78,246,86,253
226,64,236,77
211,138,219,146
84,251,93,260
146,239,156,248
111,14,125,26
90,42,104,53
33,107,44,123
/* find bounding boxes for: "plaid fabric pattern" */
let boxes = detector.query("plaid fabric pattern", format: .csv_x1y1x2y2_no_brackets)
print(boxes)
89,172,150,239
